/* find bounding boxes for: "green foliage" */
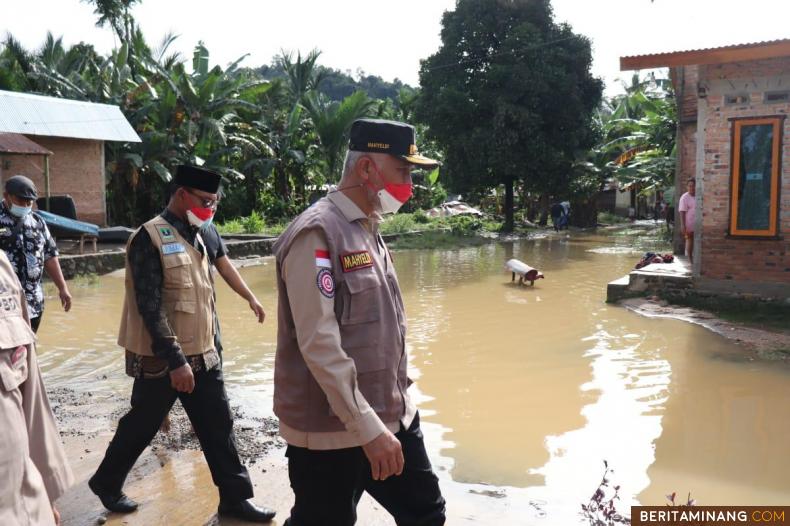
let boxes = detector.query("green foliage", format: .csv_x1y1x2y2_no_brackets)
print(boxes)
0,13,428,227
304,90,376,180
242,210,265,233
443,215,483,235
403,182,447,212
215,218,245,235
581,73,677,197
417,0,603,231
386,229,491,251
258,61,412,102
379,213,424,235
412,210,430,224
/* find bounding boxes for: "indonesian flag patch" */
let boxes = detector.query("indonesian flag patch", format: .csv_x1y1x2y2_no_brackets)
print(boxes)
315,249,332,268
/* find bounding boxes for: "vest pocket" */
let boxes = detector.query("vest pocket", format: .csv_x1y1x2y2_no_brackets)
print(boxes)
345,344,386,372
162,253,193,288
339,271,381,326
165,300,196,343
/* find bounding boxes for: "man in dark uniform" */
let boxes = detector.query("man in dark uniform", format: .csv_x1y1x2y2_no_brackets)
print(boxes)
88,165,275,522
0,175,71,332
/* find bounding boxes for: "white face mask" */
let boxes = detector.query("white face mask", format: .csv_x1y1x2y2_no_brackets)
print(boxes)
365,161,414,215
9,203,32,218
375,188,407,215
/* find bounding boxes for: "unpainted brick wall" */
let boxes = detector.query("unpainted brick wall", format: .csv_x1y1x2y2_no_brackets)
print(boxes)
0,136,106,225
699,57,790,283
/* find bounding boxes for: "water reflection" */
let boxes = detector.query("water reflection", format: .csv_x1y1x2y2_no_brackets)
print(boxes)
35,231,790,522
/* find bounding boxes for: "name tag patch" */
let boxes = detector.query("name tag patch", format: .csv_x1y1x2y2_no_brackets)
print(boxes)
316,268,335,298
341,251,373,273
157,226,176,243
162,242,186,255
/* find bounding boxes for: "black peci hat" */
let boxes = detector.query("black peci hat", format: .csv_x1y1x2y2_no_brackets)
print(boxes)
349,119,440,168
4,175,38,200
174,165,221,193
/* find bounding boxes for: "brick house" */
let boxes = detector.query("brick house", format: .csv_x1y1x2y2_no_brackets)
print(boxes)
0,90,140,226
621,40,790,298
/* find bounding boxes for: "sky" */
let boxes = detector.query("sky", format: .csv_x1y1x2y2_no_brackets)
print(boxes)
4,0,790,94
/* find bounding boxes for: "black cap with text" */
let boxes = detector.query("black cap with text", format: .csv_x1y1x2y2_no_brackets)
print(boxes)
349,119,440,168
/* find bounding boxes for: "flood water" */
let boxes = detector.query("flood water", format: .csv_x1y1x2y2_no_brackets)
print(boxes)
36,228,790,523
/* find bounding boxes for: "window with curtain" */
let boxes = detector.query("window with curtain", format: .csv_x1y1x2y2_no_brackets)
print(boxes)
730,117,782,237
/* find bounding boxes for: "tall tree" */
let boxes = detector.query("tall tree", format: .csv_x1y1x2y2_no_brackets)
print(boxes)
417,0,602,230
82,0,141,45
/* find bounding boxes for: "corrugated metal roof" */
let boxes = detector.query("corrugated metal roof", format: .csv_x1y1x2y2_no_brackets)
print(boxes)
0,133,52,155
620,38,790,70
0,90,141,143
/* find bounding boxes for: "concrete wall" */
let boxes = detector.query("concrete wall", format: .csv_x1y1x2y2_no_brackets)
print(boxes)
0,136,106,225
696,56,790,285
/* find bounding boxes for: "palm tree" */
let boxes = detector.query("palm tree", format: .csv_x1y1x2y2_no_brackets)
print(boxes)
304,90,376,180
280,49,326,104
82,0,141,45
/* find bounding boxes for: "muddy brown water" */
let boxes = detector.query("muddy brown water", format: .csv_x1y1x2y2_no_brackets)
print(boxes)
36,230,790,524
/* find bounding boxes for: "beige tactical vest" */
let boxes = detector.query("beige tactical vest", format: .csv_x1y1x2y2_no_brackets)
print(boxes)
273,197,410,433
118,216,215,356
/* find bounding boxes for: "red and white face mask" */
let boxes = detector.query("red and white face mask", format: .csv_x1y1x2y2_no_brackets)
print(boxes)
186,206,214,228
366,162,413,215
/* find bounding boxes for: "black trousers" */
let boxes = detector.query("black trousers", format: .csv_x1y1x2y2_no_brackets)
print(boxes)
90,366,253,501
30,314,42,333
284,413,445,526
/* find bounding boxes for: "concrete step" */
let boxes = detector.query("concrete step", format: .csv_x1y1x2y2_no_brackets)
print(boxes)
606,275,631,303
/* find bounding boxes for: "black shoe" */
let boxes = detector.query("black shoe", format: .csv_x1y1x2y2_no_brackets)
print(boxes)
218,499,276,522
87,478,139,513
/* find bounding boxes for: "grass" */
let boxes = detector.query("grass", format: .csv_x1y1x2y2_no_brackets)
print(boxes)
217,211,526,246
215,212,288,236
387,230,492,250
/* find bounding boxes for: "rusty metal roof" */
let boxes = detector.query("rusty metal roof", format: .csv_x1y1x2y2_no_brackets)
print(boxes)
621,38,790,70
0,133,52,155
0,90,141,143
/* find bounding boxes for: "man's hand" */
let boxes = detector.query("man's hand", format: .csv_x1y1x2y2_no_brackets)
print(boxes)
362,430,404,481
170,363,195,393
249,297,265,323
52,505,61,526
59,287,72,312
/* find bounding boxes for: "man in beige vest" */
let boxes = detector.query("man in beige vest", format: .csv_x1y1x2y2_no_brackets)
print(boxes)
274,119,446,525
0,250,74,525
88,165,275,522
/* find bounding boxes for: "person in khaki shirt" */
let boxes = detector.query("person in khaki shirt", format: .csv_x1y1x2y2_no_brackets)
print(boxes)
274,119,446,526
0,250,74,526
